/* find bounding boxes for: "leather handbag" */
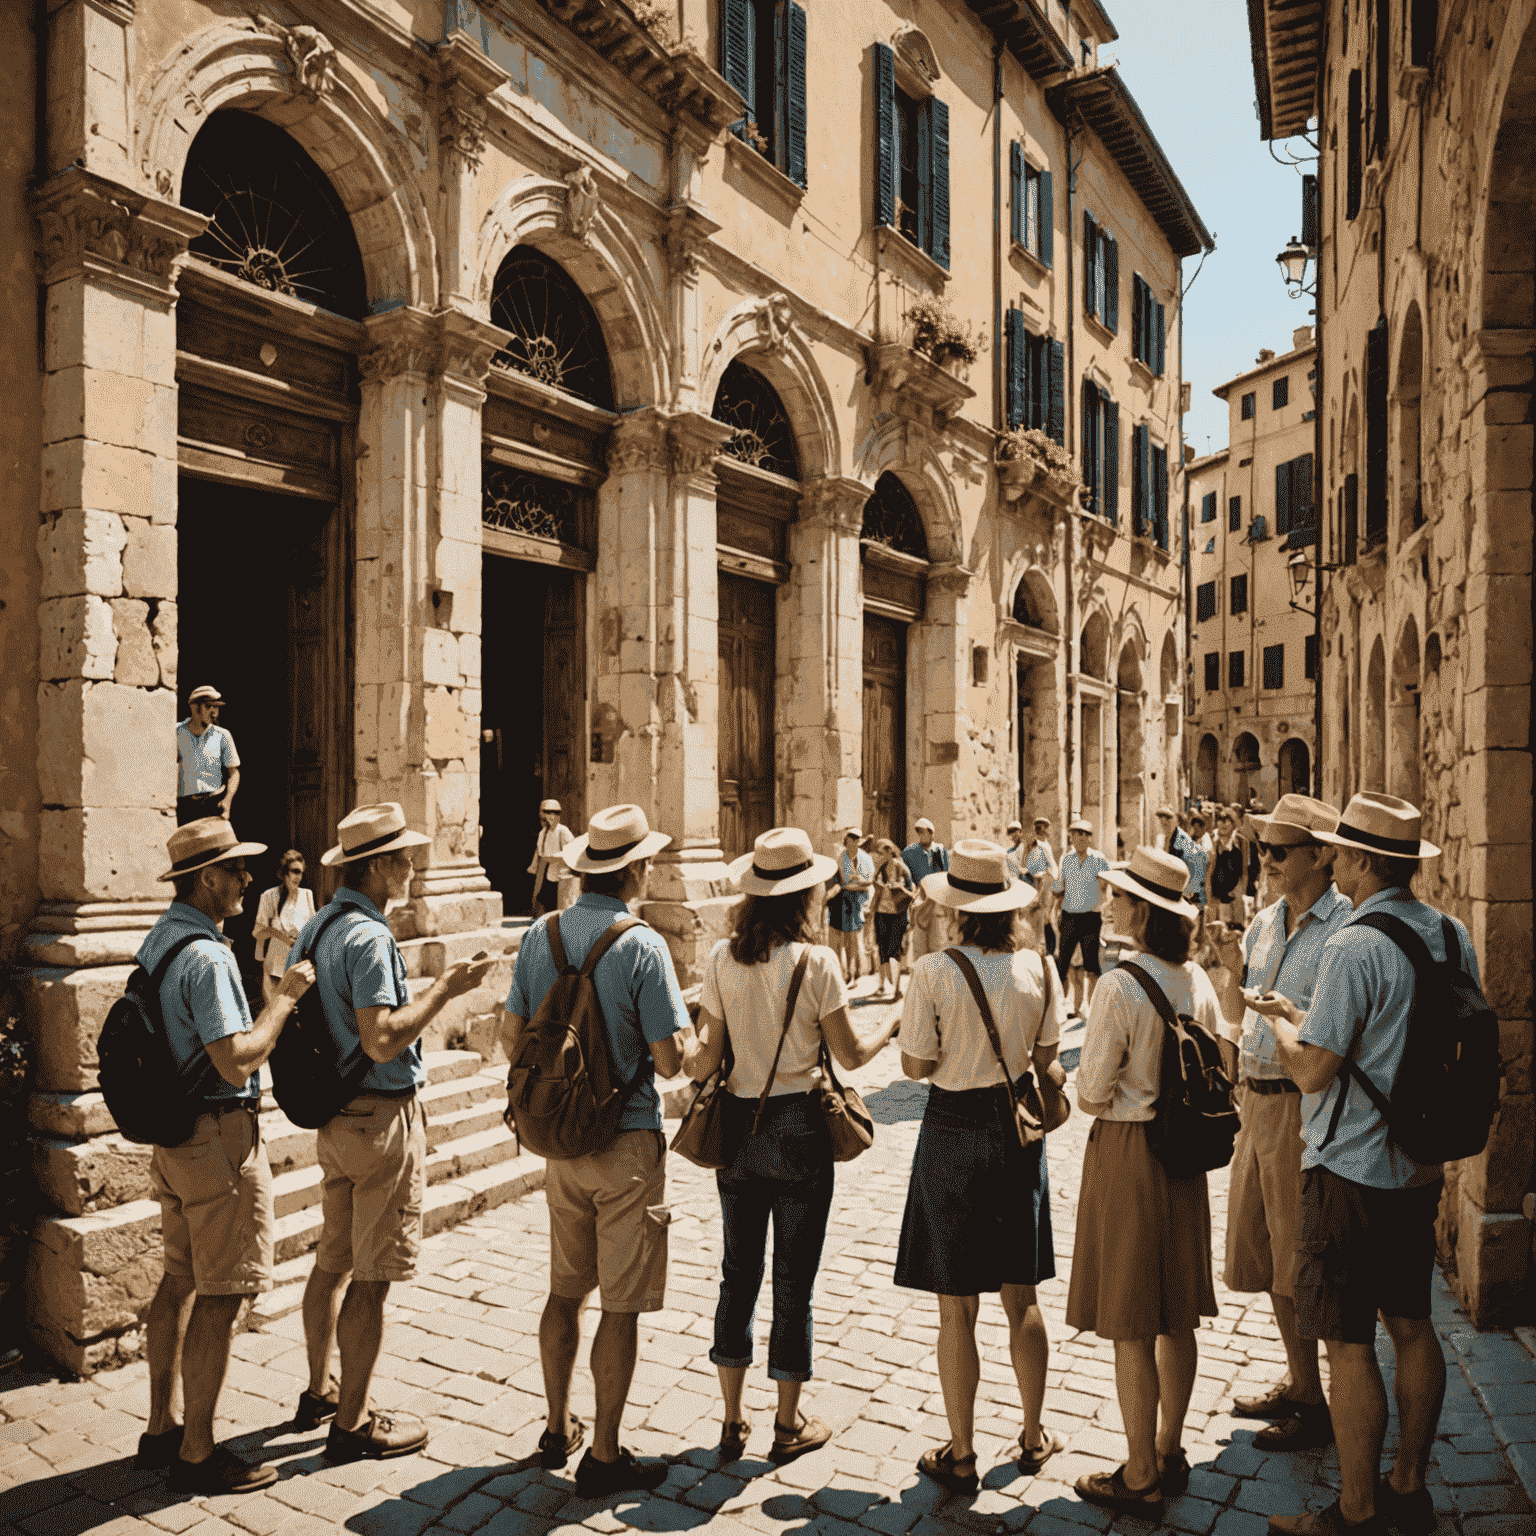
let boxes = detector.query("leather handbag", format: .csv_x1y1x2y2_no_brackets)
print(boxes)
816,1042,875,1161
945,947,1071,1147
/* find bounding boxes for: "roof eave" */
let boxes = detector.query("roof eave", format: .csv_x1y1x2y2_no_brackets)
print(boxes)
1248,0,1325,141
1212,340,1317,396
962,0,1074,81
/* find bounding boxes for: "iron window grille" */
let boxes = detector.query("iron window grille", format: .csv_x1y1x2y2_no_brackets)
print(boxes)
482,466,582,546
860,472,928,558
712,361,799,478
490,248,615,410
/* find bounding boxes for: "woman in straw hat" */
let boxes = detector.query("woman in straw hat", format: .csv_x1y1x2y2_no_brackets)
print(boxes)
1066,845,1222,1520
894,840,1064,1494
869,838,916,1000
684,829,903,1466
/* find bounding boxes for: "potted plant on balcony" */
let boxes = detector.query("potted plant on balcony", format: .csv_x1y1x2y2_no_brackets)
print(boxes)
907,296,983,375
995,425,1079,514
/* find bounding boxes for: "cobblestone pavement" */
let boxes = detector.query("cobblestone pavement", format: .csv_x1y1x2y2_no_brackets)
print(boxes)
4,989,1534,1536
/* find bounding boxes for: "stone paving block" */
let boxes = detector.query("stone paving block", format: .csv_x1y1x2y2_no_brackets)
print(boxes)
1452,1480,1534,1514
854,1502,920,1535
1462,1517,1536,1536
17,1495,120,1536
344,1496,442,1536
1210,1513,1270,1536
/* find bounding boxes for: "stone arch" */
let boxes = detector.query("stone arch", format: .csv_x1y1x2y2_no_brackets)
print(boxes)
1006,564,1058,633
1363,634,1387,792
856,424,963,564
1394,299,1425,537
1278,737,1311,799
1390,615,1423,804
1078,609,1110,681
1233,730,1262,803
139,21,434,309
1195,733,1219,800
1474,0,1536,334
476,175,666,410
700,300,840,480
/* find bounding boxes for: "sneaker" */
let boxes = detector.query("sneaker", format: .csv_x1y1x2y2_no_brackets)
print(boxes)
325,1411,429,1463
1269,1501,1387,1535
1255,1406,1335,1452
1375,1476,1436,1535
293,1380,340,1432
573,1446,669,1498
167,1445,278,1495
135,1424,184,1470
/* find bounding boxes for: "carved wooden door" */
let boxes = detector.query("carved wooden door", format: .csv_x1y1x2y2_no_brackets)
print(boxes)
718,573,777,862
862,616,906,848
543,573,586,834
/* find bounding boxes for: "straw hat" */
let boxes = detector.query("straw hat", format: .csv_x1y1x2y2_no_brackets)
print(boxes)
728,827,838,897
1245,793,1341,845
158,817,266,883
1005,819,1022,833
1068,816,1092,834
1100,846,1199,918
1313,791,1440,860
925,839,1038,913
562,803,671,873
321,802,432,868
913,817,935,833
539,798,561,813
188,685,223,704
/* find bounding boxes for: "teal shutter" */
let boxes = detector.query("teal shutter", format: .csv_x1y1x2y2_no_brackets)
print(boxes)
1040,167,1053,267
786,3,807,187
1081,379,1100,512
1006,309,1026,429
874,43,895,229
1101,395,1119,526
1010,141,1023,245
723,0,752,130
1103,232,1119,334
1301,173,1319,247
1046,338,1065,445
929,96,950,269
1154,301,1166,376
1133,423,1151,535
1131,275,1143,361
1083,210,1097,318
1153,445,1168,548
1275,459,1292,533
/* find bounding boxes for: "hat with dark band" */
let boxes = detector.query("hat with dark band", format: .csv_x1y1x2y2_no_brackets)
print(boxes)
561,803,671,873
322,802,432,868
188,685,223,704
1099,846,1199,918
728,827,838,897
539,799,562,813
1068,817,1093,834
1312,791,1440,860
924,839,1038,914
158,817,266,882
1245,793,1341,845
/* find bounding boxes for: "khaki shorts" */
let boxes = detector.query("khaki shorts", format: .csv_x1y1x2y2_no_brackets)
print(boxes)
152,1106,274,1296
1224,1085,1305,1298
545,1130,669,1313
316,1094,426,1283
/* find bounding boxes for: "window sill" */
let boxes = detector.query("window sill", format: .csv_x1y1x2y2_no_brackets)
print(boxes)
1009,239,1051,277
878,225,949,291
1132,532,1173,562
1083,311,1117,347
1128,357,1160,389
724,134,806,217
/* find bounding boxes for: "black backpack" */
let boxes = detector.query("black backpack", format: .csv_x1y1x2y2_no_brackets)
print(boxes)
268,905,376,1129
1321,911,1500,1166
1118,962,1241,1179
98,934,223,1147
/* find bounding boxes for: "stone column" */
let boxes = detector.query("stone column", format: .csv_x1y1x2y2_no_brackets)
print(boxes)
916,562,972,840
436,32,508,309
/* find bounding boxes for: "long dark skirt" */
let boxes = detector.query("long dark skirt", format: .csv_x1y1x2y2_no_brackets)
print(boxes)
894,1079,1054,1295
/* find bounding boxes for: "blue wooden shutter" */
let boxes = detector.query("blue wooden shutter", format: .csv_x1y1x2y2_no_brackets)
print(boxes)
723,0,752,129
1103,232,1119,334
1301,173,1319,247
1040,167,1053,267
1083,210,1097,319
929,96,950,269
1046,337,1065,445
1133,423,1151,535
1153,444,1168,548
1082,379,1100,512
1275,459,1292,534
1101,395,1119,526
1006,309,1026,430
1010,141,1023,245
874,43,895,229
786,3,807,187
1154,301,1166,376
1201,491,1216,523
1131,275,1144,362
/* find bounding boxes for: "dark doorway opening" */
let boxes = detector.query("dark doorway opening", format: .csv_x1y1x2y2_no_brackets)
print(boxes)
718,572,777,863
862,615,907,848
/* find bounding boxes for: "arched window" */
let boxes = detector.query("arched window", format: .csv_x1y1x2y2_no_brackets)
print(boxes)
490,247,614,409
181,111,367,319
1079,611,1109,681
712,361,798,478
860,473,928,558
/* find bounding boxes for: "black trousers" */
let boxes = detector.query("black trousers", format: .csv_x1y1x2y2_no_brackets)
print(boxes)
176,793,223,825
1055,911,1102,980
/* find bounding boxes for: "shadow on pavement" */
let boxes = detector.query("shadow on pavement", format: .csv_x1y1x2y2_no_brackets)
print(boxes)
862,1077,928,1124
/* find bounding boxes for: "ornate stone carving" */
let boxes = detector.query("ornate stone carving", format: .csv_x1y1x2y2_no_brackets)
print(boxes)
441,98,487,174
563,167,600,244
668,411,734,480
663,203,719,283
798,475,869,535
31,167,207,289
752,292,795,354
891,24,941,86
259,18,338,101
360,307,507,388
606,411,667,475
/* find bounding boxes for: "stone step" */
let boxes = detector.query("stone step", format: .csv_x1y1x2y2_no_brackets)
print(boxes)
396,926,525,980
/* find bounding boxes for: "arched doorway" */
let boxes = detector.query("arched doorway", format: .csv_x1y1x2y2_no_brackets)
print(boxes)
175,109,368,987
479,246,613,911
1233,732,1262,805
1363,635,1387,792
1012,572,1060,832
1195,733,1219,800
1159,632,1182,800
712,361,799,861
1278,737,1311,800
1396,304,1424,538
1078,612,1110,835
1390,618,1422,804
1116,642,1146,851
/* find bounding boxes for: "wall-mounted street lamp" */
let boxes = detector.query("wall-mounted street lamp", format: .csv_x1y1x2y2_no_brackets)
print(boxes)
1276,236,1316,299
1286,545,1342,615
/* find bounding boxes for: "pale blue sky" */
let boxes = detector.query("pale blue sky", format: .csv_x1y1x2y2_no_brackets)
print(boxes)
1105,1,1316,457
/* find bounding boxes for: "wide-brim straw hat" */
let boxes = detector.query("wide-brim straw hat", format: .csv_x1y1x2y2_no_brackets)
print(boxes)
562,803,671,873
1245,792,1341,845
925,838,1038,913
728,827,838,896
1100,846,1199,918
159,817,267,882
1313,791,1440,860
321,801,432,867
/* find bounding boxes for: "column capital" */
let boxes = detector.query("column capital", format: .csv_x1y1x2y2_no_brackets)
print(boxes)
664,202,721,283
607,408,670,475
799,475,870,536
360,305,509,389
667,410,734,482
927,561,974,597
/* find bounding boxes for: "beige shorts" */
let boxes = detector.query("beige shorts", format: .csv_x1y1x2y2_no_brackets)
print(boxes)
1224,1085,1305,1298
152,1106,274,1296
545,1129,669,1313
316,1094,427,1283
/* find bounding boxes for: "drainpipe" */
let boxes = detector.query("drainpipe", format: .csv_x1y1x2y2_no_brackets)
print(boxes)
1063,122,1081,814
1179,270,1191,805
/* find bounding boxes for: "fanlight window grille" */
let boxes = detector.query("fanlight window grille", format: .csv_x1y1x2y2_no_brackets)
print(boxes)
1012,579,1045,628
482,466,581,547
711,361,798,479
490,247,614,410
860,473,928,559
180,111,368,319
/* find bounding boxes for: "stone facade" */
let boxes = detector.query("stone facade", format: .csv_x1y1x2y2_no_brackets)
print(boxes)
2,0,1205,1368
1187,333,1321,806
1250,0,1534,1322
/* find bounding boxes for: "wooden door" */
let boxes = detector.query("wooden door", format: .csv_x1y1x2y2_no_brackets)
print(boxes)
718,573,777,862
862,615,906,847
543,572,586,833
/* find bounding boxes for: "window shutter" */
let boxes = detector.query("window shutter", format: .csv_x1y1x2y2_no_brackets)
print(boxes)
1083,210,1098,319
874,43,896,229
1344,472,1359,562
1275,459,1292,534
1154,301,1166,377
1374,0,1391,160
1133,423,1151,535
929,96,950,269
1301,173,1319,248
1010,141,1023,245
1101,395,1119,526
1229,494,1242,532
1201,491,1216,523
1006,309,1026,430
786,3,807,188
1046,337,1065,445
723,0,752,123
1131,275,1144,361
1347,71,1363,218
1082,379,1100,512
1365,317,1388,542
1040,167,1053,267
1295,451,1314,527
1153,444,1168,548
1103,232,1119,334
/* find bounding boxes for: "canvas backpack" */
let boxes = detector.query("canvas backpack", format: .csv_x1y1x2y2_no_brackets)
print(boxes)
98,933,223,1147
1320,911,1500,1167
1118,962,1240,1179
505,912,649,1160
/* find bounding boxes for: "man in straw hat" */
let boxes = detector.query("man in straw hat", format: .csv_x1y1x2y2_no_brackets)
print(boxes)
176,685,241,825
1206,795,1354,1455
528,798,574,916
1024,816,1059,957
1052,818,1111,1018
296,804,498,1464
499,804,690,1497
902,818,951,964
137,819,317,1494
1251,793,1473,1536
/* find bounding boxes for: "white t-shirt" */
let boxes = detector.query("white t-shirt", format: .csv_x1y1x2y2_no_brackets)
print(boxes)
1076,952,1223,1121
899,945,1060,1093
700,940,849,1098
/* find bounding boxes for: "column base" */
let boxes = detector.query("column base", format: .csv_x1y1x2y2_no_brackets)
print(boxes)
390,862,503,939
643,844,736,989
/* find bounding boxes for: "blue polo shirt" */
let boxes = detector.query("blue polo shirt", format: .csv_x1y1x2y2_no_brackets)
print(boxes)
505,895,689,1135
901,841,948,887
1054,849,1111,913
292,887,419,1094
176,720,239,797
1025,840,1057,886
1169,827,1208,907
136,902,254,1104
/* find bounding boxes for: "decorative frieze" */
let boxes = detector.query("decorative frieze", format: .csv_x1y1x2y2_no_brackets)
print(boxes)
359,306,507,390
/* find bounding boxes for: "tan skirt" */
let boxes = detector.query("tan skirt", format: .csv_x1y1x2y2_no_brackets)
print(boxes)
1065,1118,1218,1340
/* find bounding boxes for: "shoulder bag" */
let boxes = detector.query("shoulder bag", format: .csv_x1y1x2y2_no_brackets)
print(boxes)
816,1040,875,1161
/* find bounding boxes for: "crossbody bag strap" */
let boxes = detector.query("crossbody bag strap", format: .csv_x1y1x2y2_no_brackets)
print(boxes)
751,946,811,1134
579,915,645,977
150,934,223,1091
1116,961,1181,1030
571,915,653,1099
945,947,1023,1119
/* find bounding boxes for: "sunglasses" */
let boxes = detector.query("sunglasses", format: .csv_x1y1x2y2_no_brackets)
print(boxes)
1256,840,1320,862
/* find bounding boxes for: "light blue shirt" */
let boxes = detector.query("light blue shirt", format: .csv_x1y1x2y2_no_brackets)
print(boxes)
1233,885,1355,1081
1054,848,1111,913
1299,889,1479,1189
506,894,689,1135
292,887,419,1094
1024,841,1056,885
176,720,239,797
1170,827,1208,907
136,902,254,1104
901,842,948,887
837,850,875,931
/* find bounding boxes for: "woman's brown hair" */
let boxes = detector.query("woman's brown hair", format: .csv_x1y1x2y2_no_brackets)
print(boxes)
1128,896,1194,963
956,908,1026,953
728,885,821,964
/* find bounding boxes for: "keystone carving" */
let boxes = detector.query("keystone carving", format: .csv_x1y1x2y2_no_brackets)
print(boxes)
563,167,600,244
753,292,794,354
259,18,338,101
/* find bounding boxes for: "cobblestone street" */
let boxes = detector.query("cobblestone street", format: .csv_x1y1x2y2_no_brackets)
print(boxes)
3,991,1534,1536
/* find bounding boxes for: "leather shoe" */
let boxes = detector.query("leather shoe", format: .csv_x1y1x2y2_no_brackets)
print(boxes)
1234,1382,1315,1419
573,1447,669,1497
1375,1476,1436,1535
167,1446,278,1495
325,1411,429,1462
293,1379,339,1432
1269,1500,1387,1535
1255,1406,1335,1452
135,1425,183,1470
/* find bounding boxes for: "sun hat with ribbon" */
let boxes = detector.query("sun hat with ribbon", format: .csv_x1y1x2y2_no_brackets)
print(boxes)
562,803,671,873
728,827,838,897
321,802,432,868
188,685,223,704
539,798,561,813
1068,816,1093,834
1312,791,1440,860
1244,793,1341,845
1099,846,1199,918
158,817,267,882
926,838,1038,913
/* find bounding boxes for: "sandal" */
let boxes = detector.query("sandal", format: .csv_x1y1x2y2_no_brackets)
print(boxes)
768,1413,832,1464
917,1443,978,1495
1075,1464,1163,1516
1017,1427,1064,1473
537,1416,585,1470
719,1418,750,1462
